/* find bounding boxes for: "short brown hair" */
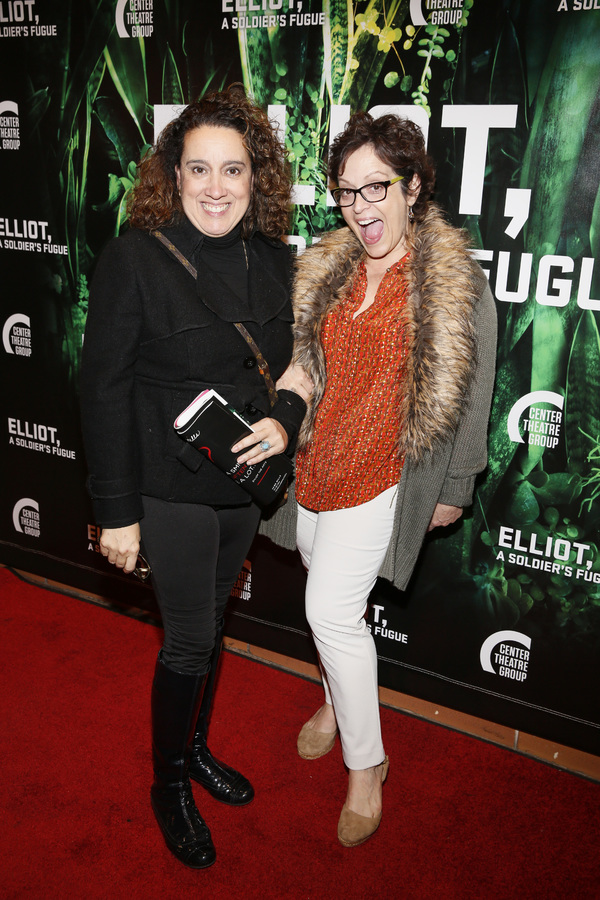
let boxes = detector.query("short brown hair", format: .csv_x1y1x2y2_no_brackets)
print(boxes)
328,112,435,222
128,85,292,239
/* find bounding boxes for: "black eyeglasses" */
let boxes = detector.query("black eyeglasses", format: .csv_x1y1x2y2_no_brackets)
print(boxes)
133,553,152,582
331,176,404,208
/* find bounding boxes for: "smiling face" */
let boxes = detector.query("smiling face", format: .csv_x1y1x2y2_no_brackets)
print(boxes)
175,125,252,237
338,143,419,270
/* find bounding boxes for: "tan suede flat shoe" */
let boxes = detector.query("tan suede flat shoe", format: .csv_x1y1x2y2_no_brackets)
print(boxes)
297,714,338,760
337,756,389,847
337,805,382,847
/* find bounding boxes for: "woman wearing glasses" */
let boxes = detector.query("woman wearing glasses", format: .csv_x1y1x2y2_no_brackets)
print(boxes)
259,112,497,847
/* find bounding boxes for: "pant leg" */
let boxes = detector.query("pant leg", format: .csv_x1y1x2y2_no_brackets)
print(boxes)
140,497,259,674
214,504,261,622
296,505,333,708
297,486,398,770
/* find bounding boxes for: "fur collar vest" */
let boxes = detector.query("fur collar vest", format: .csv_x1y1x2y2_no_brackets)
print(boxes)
293,204,482,462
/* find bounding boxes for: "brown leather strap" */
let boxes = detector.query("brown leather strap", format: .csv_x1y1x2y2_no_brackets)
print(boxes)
152,230,198,278
152,230,278,407
231,322,279,408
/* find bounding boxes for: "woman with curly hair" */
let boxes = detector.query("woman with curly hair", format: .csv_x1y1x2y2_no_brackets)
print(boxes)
260,111,497,848
80,85,310,868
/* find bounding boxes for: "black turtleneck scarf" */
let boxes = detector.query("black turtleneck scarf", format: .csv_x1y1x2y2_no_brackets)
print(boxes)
198,222,251,320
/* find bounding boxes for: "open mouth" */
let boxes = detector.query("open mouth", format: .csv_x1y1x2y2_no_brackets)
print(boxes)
358,217,384,244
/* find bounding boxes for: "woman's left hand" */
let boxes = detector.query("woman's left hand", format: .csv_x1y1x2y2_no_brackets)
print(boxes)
276,363,314,402
427,503,462,531
232,417,289,465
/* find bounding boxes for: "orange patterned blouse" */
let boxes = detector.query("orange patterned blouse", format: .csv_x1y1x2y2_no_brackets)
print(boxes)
295,253,410,511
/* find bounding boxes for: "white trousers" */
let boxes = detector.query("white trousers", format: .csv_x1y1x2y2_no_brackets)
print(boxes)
296,485,398,770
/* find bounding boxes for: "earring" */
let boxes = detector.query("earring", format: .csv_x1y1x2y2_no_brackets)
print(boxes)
408,207,415,221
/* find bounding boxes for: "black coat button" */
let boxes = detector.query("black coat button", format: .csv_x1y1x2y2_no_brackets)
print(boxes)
245,404,257,415
243,356,257,369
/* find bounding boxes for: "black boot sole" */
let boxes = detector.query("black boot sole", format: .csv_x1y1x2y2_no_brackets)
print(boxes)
151,796,217,869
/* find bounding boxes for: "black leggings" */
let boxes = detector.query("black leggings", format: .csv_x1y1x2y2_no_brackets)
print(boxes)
140,496,261,674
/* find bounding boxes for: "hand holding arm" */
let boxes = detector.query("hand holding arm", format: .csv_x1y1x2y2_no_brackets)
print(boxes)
99,523,141,574
276,363,314,403
427,503,462,532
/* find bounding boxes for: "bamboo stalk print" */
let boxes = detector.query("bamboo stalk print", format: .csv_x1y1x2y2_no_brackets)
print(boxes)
103,39,148,141
566,311,600,475
323,0,353,103
162,44,185,104
517,16,600,346
338,0,404,109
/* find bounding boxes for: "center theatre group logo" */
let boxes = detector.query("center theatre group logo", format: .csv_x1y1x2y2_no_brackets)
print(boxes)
3,313,31,356
480,630,531,683
13,498,40,538
115,0,154,38
409,0,464,26
507,390,564,451
0,101,20,151
231,559,251,601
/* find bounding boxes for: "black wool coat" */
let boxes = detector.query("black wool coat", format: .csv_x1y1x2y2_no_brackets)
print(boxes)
80,217,306,528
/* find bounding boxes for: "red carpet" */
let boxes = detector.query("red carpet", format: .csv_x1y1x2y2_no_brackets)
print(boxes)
1,566,599,899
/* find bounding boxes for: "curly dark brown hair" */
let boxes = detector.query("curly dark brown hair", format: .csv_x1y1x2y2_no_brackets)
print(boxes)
127,85,292,239
328,112,436,222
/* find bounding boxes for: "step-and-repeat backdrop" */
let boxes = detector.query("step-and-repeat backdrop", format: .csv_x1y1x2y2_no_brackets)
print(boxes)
1,0,599,754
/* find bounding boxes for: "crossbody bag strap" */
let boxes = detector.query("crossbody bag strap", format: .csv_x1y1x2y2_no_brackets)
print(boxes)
231,321,279,408
152,229,198,278
152,230,278,408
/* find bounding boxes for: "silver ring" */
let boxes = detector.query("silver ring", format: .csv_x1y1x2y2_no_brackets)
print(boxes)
259,439,271,452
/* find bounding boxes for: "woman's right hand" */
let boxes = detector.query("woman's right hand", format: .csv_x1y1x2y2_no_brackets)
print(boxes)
99,523,141,575
276,363,314,402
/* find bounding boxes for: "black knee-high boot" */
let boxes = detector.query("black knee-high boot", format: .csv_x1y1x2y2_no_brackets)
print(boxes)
188,620,254,806
150,653,217,868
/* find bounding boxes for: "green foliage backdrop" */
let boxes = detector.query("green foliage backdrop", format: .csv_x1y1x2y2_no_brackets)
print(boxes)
1,0,598,751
